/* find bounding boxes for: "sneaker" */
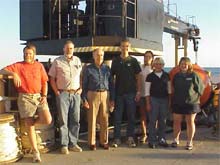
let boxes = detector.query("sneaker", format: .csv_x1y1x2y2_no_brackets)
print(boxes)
139,135,147,143
127,137,136,148
171,140,179,148
112,139,121,148
148,143,157,149
185,142,193,150
61,146,69,154
159,138,169,147
32,151,41,163
69,144,83,152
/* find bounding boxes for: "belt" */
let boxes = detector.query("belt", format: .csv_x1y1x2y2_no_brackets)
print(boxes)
19,93,41,99
96,89,107,92
59,88,79,94
19,93,40,96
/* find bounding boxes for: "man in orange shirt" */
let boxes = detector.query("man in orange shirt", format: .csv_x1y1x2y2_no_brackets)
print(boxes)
0,44,52,163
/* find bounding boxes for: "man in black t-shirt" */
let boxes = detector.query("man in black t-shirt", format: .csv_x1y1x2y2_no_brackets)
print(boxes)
111,39,141,148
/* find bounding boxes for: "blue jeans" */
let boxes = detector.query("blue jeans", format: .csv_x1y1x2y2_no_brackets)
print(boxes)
114,93,136,139
56,92,81,147
148,97,168,144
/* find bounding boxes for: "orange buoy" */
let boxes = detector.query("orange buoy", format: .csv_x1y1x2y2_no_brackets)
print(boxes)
169,64,212,107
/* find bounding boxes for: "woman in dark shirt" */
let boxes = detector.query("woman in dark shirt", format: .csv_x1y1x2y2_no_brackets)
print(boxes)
171,57,204,150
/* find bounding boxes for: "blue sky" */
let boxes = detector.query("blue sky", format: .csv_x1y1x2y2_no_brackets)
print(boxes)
0,0,219,68
163,0,220,67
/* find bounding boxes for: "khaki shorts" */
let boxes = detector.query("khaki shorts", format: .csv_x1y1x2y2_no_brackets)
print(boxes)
17,93,49,119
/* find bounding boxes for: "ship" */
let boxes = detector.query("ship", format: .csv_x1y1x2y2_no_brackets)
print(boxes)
19,0,200,64
19,0,210,107
0,1,217,163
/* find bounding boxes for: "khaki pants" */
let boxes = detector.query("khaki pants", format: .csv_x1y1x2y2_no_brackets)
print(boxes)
87,91,109,145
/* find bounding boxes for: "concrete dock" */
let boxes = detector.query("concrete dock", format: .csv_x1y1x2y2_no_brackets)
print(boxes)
13,126,220,165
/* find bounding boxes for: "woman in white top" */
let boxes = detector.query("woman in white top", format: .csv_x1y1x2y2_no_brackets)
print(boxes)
138,51,153,143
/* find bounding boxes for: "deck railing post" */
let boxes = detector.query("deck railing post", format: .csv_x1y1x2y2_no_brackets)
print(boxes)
217,91,220,139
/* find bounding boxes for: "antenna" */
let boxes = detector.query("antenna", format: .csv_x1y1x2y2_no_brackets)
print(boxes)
167,0,177,18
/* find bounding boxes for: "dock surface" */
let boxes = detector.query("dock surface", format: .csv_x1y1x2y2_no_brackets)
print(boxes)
14,126,220,165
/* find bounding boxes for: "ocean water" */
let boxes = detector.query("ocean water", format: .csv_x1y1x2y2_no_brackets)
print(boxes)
203,67,220,77
164,67,220,83
164,67,220,77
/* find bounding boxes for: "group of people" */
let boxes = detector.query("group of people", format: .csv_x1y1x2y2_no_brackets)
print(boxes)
0,39,205,163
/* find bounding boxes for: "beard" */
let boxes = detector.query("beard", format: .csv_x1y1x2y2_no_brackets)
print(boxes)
65,54,73,59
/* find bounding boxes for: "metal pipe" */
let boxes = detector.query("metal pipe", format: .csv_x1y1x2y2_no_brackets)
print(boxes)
76,4,79,38
217,89,220,138
52,0,58,14
134,0,137,38
92,0,96,36
175,35,179,66
195,51,198,64
49,0,52,39
67,8,70,38
58,0,61,39
124,0,127,37
168,3,177,18
183,35,188,57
